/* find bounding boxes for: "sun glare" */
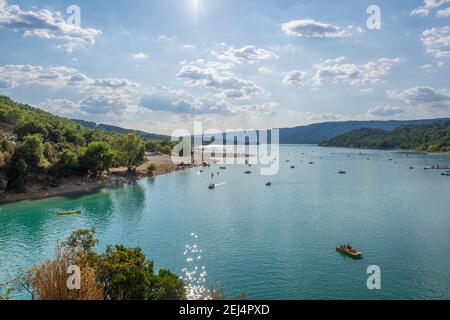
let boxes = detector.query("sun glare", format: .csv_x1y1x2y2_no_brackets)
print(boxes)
190,0,201,14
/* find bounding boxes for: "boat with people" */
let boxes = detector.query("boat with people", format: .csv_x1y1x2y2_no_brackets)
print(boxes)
338,171,347,174
57,211,81,216
265,182,272,187
336,244,363,259
208,184,215,190
245,171,252,175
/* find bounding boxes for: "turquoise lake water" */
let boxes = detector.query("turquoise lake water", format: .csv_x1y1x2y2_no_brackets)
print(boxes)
1,145,449,300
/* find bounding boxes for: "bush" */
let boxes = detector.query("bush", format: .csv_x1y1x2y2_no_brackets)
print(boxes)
147,163,157,175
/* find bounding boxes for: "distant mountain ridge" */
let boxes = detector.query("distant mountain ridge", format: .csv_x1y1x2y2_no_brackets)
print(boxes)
278,119,450,144
201,118,450,145
72,119,170,141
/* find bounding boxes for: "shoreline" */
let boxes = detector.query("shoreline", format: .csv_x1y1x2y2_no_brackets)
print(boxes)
0,155,205,206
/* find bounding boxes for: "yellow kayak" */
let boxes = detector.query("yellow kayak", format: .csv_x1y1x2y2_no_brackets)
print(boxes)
57,211,81,216
336,246,363,258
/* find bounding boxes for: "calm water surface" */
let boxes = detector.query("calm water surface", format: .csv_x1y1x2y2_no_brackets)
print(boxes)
1,146,449,299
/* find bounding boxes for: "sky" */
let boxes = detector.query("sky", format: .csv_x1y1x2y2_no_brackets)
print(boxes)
0,0,450,135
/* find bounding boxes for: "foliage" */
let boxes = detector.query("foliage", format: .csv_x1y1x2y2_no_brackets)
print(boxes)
320,120,450,152
0,96,172,191
97,245,155,300
73,119,170,141
146,140,177,155
117,133,146,172
150,269,186,300
52,149,79,177
13,228,186,301
29,244,104,300
63,227,99,266
79,142,115,177
147,163,157,175
0,284,12,300
12,135,46,169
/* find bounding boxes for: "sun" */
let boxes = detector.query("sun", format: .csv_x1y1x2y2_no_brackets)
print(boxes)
190,0,202,13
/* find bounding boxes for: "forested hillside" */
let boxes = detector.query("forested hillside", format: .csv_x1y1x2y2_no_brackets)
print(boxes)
0,96,174,192
73,119,170,141
279,119,449,144
319,120,450,152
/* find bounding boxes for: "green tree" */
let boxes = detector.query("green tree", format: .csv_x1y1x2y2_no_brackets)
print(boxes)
63,227,99,266
117,133,146,172
54,149,79,176
80,142,115,177
97,245,155,300
14,120,48,140
12,135,46,169
150,269,186,300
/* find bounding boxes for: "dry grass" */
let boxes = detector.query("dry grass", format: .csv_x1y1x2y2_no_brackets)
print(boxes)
31,245,103,300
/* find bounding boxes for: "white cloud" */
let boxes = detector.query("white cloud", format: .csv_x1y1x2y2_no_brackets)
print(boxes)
0,64,139,117
0,64,138,92
183,44,196,49
130,52,148,60
39,98,86,117
281,19,359,38
360,88,374,94
282,70,308,86
422,64,434,72
421,26,450,58
312,57,400,86
140,86,276,116
258,67,273,75
437,6,450,16
236,102,278,116
39,92,137,118
411,0,450,17
158,34,175,42
177,62,264,100
0,0,102,52
215,45,278,64
368,105,404,117
389,86,450,109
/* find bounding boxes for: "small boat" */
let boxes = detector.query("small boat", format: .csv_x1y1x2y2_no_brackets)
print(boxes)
245,171,252,175
57,211,81,216
409,167,414,170
291,166,295,169
336,245,363,259
338,171,347,174
308,162,314,165
265,182,272,187
208,184,215,190
219,166,226,170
